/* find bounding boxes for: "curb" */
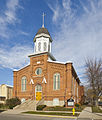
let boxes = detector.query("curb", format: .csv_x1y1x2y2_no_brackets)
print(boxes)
22,113,77,119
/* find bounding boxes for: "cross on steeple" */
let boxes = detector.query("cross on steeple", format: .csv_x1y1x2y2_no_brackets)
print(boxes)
42,12,46,28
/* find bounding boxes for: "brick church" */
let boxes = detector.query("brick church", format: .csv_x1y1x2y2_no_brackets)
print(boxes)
13,21,84,107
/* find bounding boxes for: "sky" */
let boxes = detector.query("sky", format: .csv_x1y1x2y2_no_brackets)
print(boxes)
0,0,102,86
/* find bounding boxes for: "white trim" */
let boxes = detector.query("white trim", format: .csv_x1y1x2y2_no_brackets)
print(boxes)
35,33,50,38
47,60,65,64
37,61,40,64
0,84,13,88
28,52,47,57
42,77,47,84
13,63,30,71
13,69,18,71
6,85,13,88
0,96,6,98
30,79,34,84
47,60,72,64
28,52,56,61
66,61,73,63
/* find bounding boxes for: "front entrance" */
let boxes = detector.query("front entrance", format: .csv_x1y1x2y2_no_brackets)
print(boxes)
35,84,42,101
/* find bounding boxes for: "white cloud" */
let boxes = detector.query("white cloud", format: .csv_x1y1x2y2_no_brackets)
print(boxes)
5,0,19,24
0,45,33,69
48,1,60,22
49,0,102,83
19,31,29,36
0,0,23,39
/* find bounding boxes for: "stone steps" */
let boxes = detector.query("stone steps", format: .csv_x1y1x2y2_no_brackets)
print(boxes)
14,99,36,111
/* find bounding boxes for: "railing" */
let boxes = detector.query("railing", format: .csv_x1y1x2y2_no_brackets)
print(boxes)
36,97,44,106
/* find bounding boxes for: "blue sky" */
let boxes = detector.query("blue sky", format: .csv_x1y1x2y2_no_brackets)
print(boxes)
0,0,102,86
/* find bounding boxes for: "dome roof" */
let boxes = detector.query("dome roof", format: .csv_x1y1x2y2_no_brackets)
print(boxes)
36,27,50,36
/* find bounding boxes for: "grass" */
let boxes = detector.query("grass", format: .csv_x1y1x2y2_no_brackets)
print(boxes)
0,103,8,110
43,106,85,112
23,111,79,116
92,106,102,113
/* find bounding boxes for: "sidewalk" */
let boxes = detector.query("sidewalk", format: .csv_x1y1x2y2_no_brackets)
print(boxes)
78,107,102,119
1,109,80,114
0,109,77,119
1,109,29,114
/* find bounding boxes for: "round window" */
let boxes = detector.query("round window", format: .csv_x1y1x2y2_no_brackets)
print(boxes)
35,68,42,75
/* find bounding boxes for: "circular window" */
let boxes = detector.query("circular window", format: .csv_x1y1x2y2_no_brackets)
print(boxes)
35,68,42,75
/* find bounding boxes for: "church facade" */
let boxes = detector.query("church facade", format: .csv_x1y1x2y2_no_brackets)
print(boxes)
13,26,84,106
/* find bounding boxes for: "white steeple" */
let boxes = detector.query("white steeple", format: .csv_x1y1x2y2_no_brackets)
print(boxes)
33,13,52,54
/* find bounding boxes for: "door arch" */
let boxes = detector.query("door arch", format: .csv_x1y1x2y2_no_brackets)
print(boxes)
35,84,42,101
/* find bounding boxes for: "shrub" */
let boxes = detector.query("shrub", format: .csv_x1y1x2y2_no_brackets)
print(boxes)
0,103,9,110
6,97,21,109
37,105,47,110
75,103,80,108
0,103,4,108
44,106,72,111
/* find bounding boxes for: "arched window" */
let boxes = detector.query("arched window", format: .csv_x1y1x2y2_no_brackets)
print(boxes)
21,76,26,92
53,73,60,90
36,84,42,92
38,42,41,52
35,68,42,75
44,42,47,51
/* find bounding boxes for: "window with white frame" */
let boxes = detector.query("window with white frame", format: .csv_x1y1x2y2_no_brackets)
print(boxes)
21,76,26,92
53,73,60,90
43,42,47,51
36,84,42,92
35,68,42,75
38,42,41,52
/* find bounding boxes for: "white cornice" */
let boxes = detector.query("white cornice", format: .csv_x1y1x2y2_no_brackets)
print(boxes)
6,84,13,88
47,60,72,64
0,84,13,88
35,33,50,38
13,63,30,72
28,52,56,61
34,33,53,42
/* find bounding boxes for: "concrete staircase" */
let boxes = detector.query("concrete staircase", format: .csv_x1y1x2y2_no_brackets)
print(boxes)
36,98,44,106
14,99,37,111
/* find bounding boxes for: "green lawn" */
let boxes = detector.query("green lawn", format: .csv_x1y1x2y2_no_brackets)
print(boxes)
92,106,102,113
43,106,85,112
23,111,79,116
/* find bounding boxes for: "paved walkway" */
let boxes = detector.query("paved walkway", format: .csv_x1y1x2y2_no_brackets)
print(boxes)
1,109,29,114
1,107,102,119
78,107,102,120
0,109,77,119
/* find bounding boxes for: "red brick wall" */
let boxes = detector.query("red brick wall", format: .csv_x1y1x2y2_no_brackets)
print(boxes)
13,54,84,106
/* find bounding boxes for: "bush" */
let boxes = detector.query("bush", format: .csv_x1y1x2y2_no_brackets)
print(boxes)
0,103,8,110
37,105,47,110
0,103,4,108
44,106,72,111
75,103,80,108
6,97,21,109
92,106,102,113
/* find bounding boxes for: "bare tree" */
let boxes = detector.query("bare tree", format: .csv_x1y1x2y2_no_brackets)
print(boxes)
85,58,102,106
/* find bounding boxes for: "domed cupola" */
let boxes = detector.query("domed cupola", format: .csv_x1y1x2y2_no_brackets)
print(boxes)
36,27,50,36
33,13,53,54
